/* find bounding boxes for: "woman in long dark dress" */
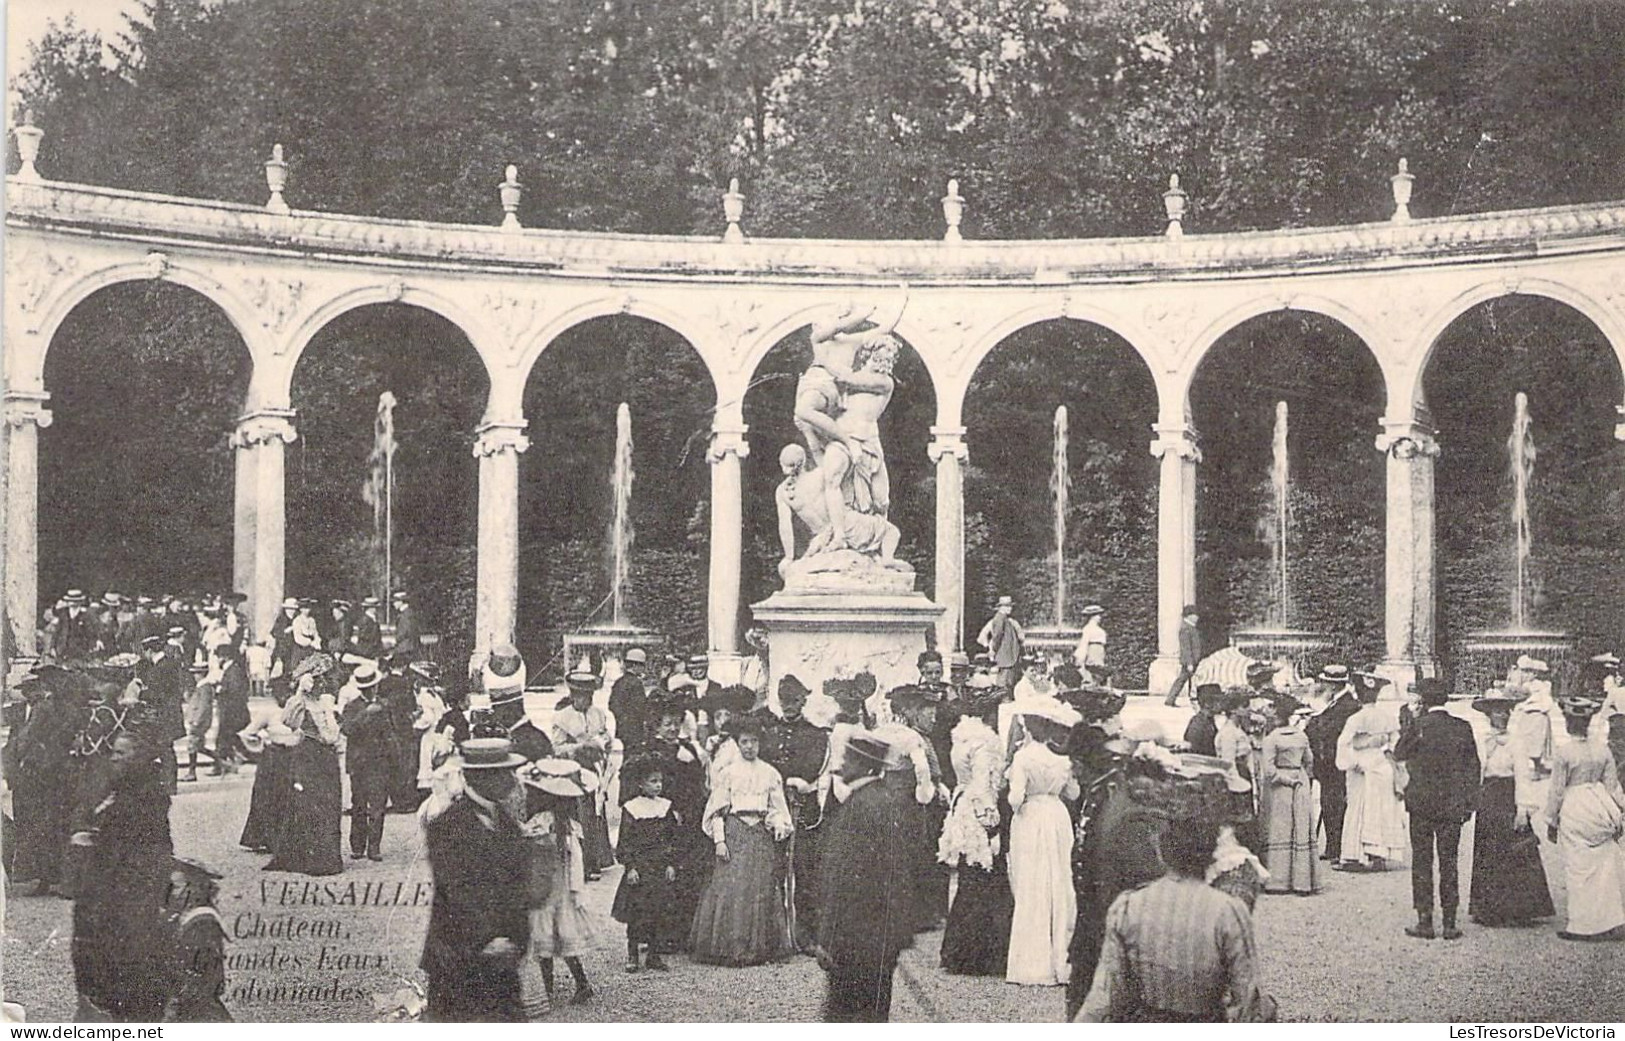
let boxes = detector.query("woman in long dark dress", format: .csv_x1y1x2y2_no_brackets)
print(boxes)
265,655,344,876
937,689,1012,975
239,684,296,853
1469,691,1555,926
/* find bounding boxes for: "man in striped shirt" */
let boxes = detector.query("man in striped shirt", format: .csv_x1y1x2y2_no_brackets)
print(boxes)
1075,818,1275,1023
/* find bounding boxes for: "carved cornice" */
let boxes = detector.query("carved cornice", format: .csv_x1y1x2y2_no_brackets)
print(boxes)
8,179,1624,286
473,421,531,457
231,409,298,448
4,391,53,429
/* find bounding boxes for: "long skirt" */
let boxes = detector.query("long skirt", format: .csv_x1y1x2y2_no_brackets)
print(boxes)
240,746,291,851
689,816,792,966
580,791,615,874
940,859,1012,975
1005,794,1075,985
1555,782,1625,937
1469,776,1554,925
265,743,343,876
1341,764,1408,866
1261,780,1320,894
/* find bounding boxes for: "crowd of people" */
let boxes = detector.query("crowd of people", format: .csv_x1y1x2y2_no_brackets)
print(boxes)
6,586,1625,1023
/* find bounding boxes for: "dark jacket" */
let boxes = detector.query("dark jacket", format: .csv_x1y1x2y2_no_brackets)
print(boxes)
608,673,650,751
1177,622,1201,670
421,798,531,979
340,693,402,775
392,604,422,658
1394,707,1481,821
1183,712,1218,757
349,614,383,661
1306,692,1361,782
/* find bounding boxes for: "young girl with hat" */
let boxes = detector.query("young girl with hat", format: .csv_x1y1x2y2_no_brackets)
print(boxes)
520,758,596,1005
612,755,681,973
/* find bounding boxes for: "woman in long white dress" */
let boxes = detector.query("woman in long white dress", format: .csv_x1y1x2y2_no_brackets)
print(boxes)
1005,703,1082,986
1544,694,1625,941
1335,687,1408,870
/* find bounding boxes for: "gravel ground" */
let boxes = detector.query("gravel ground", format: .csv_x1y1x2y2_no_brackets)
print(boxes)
6,752,1624,1022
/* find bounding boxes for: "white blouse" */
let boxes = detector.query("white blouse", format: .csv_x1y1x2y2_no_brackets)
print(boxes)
701,757,792,842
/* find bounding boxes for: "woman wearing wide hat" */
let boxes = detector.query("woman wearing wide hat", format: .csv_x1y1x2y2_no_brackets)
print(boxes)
264,653,345,875
1258,695,1321,895
1468,689,1554,926
1543,689,1625,940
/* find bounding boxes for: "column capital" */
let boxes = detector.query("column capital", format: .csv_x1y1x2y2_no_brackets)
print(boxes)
1149,423,1201,462
4,390,52,429
1375,417,1440,458
928,425,968,462
473,420,531,457
231,408,297,448
707,424,750,463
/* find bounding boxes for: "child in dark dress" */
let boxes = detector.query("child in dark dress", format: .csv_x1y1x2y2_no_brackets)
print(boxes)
612,756,681,972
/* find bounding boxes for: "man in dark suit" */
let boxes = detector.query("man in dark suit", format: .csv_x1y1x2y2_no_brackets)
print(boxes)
1304,664,1360,861
421,739,531,1022
1164,604,1201,706
608,648,654,753
340,665,398,860
391,591,421,661
1394,677,1480,940
349,597,384,662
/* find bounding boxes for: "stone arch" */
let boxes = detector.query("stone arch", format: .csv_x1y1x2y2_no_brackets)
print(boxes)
1401,278,1625,412
952,301,1164,430
514,295,724,413
1173,293,1396,421
25,259,260,390
276,282,502,405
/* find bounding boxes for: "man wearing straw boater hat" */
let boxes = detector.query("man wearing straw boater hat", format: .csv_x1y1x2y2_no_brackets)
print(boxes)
482,644,553,763
348,597,384,664
339,661,397,861
1394,678,1479,940
421,737,531,1022
1305,664,1359,861
977,595,1026,692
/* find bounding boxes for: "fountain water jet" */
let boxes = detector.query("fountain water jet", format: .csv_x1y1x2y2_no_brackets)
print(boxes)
1025,405,1086,657
1463,392,1573,694
1230,401,1329,675
561,401,665,678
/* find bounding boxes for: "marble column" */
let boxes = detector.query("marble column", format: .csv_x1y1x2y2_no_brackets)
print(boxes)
929,426,968,653
1147,424,1201,695
473,420,530,657
231,410,297,642
1376,418,1441,685
707,424,749,658
5,391,51,657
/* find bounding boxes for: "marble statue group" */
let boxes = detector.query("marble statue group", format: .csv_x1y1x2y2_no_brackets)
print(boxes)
776,290,912,588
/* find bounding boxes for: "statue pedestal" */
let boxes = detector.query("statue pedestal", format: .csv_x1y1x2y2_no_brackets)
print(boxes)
752,590,943,700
